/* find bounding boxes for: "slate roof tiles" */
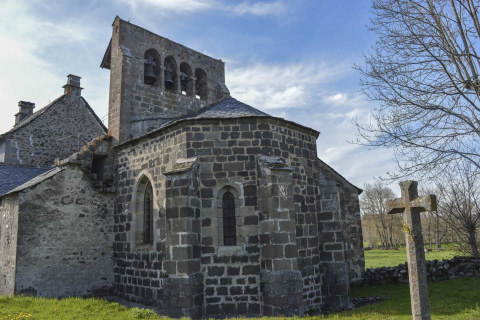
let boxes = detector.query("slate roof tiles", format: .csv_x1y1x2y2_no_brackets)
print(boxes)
0,163,51,197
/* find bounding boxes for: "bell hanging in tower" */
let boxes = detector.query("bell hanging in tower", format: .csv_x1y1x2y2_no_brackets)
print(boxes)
144,63,157,86
164,68,175,90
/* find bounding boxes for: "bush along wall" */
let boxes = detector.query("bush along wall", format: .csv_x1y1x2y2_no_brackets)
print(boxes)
363,256,480,285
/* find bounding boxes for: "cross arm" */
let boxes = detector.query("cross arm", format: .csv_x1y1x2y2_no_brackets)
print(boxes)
386,198,405,214
410,194,437,212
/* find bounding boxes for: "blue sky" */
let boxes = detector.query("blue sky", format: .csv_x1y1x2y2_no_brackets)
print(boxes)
0,0,398,193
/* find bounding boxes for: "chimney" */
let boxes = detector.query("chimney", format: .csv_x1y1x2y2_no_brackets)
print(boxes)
15,101,35,125
63,74,83,96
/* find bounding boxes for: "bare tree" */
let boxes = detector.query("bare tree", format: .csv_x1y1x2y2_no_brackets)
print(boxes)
420,186,450,249
360,182,402,249
421,209,450,249
355,0,480,179
435,161,480,258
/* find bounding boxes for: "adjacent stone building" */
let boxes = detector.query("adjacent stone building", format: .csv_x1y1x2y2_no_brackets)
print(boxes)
0,16,364,318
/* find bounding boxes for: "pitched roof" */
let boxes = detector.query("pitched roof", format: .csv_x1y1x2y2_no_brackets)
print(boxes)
5,167,64,196
0,95,107,139
0,163,51,197
182,98,270,119
155,97,270,130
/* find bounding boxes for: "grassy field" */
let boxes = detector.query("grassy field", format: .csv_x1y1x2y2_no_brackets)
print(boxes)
364,247,463,269
327,277,480,319
1,278,479,320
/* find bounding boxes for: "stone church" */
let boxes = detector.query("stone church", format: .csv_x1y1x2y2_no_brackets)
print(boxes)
0,17,364,318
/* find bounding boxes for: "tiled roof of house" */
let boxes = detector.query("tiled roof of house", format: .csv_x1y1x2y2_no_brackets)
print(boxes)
5,167,64,196
0,163,51,197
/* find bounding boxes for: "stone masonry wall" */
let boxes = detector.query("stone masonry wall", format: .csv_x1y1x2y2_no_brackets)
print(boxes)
1,95,106,167
0,194,19,295
163,162,203,318
113,116,362,316
316,168,351,312
113,128,188,306
339,184,365,283
183,117,347,315
13,165,114,297
107,17,227,142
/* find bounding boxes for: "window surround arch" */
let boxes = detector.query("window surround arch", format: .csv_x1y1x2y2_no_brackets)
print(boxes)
215,184,244,252
130,171,158,249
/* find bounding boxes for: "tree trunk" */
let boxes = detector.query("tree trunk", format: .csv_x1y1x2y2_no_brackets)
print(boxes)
468,228,479,258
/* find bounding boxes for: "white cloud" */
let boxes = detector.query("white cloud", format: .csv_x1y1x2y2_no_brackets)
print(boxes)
323,92,367,108
226,62,349,109
118,0,216,13
118,0,287,16
233,1,286,16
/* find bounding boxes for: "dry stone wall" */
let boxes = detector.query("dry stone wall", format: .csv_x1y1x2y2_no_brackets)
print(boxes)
364,256,480,285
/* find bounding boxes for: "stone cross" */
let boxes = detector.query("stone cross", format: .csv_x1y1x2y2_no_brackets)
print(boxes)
387,181,437,320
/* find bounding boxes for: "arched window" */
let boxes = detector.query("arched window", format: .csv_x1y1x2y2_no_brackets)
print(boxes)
223,191,236,245
180,62,193,96
195,68,208,100
143,184,153,244
164,56,177,91
135,176,155,246
144,49,160,86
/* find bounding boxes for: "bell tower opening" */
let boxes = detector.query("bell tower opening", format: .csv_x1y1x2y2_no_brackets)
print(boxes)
164,56,177,91
144,49,160,86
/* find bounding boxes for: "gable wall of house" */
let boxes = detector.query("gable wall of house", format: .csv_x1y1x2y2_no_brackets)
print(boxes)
1,95,106,167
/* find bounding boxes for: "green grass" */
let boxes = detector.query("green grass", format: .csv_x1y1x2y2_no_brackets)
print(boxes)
0,296,165,320
1,278,479,320
364,247,464,269
324,277,480,319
